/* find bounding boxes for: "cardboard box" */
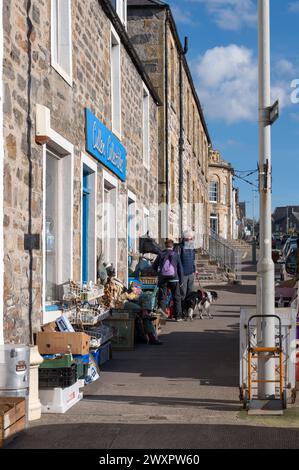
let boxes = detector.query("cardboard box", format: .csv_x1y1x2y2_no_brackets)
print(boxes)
37,332,90,355
41,321,58,333
56,315,75,333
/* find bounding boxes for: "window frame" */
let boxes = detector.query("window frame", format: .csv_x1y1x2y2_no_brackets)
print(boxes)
209,180,219,203
210,213,219,235
170,40,175,107
42,137,74,323
111,0,127,28
170,144,176,207
128,190,137,254
102,170,118,275
143,207,150,237
81,153,97,284
51,0,73,86
143,84,150,169
111,26,122,140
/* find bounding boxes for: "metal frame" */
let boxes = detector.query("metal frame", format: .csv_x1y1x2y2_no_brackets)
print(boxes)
245,315,285,407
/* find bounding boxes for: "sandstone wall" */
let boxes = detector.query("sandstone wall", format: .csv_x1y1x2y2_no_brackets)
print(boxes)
2,0,159,342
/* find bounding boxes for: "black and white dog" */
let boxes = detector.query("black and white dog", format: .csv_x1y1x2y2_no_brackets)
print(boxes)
183,290,218,320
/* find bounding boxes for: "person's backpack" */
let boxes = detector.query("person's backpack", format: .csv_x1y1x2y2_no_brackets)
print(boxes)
161,252,176,277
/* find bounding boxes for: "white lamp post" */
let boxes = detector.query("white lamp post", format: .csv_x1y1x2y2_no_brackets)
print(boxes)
257,0,278,400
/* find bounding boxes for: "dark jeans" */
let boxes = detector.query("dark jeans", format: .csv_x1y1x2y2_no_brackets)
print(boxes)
181,274,195,300
158,280,182,319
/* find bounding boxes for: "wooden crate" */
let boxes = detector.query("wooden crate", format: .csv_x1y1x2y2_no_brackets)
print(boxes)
0,397,26,448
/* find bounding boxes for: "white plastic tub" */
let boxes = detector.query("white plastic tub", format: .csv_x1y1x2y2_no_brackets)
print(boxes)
39,381,83,414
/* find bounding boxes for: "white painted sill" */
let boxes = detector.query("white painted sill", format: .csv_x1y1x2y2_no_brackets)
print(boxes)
51,60,73,87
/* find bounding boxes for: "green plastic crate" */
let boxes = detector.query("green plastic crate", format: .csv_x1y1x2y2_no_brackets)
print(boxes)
40,354,74,369
76,362,89,379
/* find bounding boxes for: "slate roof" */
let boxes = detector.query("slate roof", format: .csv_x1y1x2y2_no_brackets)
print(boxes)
273,206,299,222
127,0,167,6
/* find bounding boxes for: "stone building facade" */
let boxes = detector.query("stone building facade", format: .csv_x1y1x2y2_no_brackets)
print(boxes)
272,206,299,235
0,0,160,343
127,0,211,246
208,149,234,240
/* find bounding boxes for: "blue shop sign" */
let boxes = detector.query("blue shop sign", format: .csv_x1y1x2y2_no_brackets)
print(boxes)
85,108,127,182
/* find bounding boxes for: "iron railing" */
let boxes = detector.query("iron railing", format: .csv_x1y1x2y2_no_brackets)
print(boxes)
200,229,237,272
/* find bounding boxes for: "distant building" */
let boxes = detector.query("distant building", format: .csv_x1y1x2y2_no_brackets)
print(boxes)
127,0,211,245
238,202,247,239
231,188,240,240
272,206,299,234
208,149,235,240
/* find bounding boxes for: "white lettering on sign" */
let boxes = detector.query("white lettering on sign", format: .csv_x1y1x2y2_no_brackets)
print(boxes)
107,136,123,173
92,121,124,173
92,122,105,155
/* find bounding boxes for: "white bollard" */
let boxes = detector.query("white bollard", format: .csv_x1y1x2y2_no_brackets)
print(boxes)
28,345,43,421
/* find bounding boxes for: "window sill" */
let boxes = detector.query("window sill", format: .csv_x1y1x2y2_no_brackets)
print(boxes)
51,61,73,87
45,304,62,312
112,128,122,142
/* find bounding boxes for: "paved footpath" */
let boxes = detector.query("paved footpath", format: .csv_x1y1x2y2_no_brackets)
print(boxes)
8,262,299,449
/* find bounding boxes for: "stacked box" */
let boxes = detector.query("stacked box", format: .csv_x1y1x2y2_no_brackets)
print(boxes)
40,354,74,369
76,362,89,380
39,364,77,389
73,354,90,364
39,382,83,414
91,342,111,367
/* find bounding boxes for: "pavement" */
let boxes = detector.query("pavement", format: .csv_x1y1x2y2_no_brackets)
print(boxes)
7,260,299,449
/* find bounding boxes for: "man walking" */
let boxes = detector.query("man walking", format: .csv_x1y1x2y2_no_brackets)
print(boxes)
153,239,184,322
178,230,197,302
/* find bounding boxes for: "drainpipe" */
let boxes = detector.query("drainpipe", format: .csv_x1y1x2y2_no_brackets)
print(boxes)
0,0,4,345
179,37,188,240
26,0,34,345
164,11,169,240
26,0,44,422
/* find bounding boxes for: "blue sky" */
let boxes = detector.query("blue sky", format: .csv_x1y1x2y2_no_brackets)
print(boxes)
166,0,299,220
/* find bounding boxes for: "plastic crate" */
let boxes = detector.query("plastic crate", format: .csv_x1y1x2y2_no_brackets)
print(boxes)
139,276,158,285
39,364,77,389
139,288,158,310
73,354,90,365
76,363,89,380
73,324,113,349
40,354,74,369
40,382,83,414
91,342,112,367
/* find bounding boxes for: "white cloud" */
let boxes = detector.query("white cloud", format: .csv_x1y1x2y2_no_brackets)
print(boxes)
194,45,294,124
276,59,296,76
290,113,299,121
171,5,200,26
188,0,257,31
288,1,299,13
